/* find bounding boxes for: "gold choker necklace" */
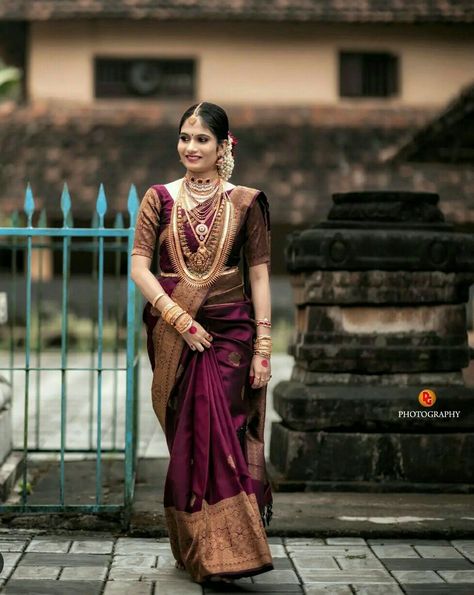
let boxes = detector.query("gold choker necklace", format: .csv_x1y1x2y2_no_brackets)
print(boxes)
185,174,219,194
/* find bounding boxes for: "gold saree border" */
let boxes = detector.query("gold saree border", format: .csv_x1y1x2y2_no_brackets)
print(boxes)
165,491,273,583
150,185,260,432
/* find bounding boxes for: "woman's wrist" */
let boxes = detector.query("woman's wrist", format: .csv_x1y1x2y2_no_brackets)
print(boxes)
156,296,174,312
253,334,272,359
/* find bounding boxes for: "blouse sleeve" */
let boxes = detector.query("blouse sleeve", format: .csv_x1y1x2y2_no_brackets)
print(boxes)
243,191,271,268
131,187,161,259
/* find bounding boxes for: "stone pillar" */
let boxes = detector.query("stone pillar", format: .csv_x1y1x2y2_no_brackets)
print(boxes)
270,191,474,491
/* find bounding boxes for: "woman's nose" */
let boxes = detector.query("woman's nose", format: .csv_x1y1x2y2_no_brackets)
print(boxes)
187,139,198,152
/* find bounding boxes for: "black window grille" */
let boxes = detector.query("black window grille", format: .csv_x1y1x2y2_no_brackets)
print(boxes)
94,57,195,99
339,51,399,98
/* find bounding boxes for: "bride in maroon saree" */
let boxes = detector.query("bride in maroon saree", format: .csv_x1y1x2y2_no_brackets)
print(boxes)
131,102,274,584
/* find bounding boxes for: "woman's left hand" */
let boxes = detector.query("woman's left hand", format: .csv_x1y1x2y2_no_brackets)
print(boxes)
249,354,272,389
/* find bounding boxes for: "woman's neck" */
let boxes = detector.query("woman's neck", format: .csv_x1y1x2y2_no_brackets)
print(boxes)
185,168,219,182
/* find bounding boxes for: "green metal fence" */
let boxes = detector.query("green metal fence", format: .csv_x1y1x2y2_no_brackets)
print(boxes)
0,183,142,522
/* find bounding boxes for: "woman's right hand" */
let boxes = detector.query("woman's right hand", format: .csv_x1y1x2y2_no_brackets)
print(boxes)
181,319,213,352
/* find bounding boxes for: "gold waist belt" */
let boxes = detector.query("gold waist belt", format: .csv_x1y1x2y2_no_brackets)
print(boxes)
159,266,239,277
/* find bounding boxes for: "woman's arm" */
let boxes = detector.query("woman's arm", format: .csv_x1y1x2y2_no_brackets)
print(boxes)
249,262,272,389
130,255,213,351
131,255,174,310
249,263,271,336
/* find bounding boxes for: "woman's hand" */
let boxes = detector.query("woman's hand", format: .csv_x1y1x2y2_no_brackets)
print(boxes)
249,354,271,389
181,319,213,352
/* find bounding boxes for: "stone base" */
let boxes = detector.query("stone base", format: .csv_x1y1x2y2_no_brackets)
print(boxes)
269,422,474,489
273,380,474,431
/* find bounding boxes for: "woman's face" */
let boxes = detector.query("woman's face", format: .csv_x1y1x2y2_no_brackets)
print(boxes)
178,116,224,177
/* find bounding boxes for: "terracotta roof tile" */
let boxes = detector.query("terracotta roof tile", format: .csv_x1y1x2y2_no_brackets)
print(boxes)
386,82,474,163
2,101,474,228
0,0,473,23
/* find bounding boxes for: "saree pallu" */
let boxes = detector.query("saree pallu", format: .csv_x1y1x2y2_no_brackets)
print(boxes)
143,268,273,583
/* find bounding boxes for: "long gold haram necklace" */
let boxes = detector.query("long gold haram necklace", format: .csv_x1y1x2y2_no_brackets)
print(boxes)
166,178,238,288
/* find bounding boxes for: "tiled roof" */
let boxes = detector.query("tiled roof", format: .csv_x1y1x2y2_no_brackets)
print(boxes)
2,101,474,229
0,0,473,22
386,82,474,163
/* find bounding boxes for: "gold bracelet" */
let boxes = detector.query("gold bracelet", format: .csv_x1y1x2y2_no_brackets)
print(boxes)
173,310,187,324
255,341,272,347
175,313,193,334
254,351,271,358
163,305,181,322
161,302,176,316
169,308,185,326
152,292,166,308
162,304,182,325
162,304,180,322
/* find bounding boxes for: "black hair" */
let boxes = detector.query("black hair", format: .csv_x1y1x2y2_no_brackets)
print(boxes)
178,102,229,144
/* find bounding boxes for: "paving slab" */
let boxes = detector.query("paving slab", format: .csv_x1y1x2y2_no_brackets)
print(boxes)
3,579,103,594
414,545,465,558
352,588,405,595
16,552,109,566
437,570,474,582
382,558,474,570
304,587,353,595
25,539,70,553
391,570,444,583
403,586,474,594
103,582,153,595
0,530,473,594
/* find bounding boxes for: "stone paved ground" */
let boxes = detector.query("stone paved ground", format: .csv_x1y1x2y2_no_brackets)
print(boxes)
0,533,474,594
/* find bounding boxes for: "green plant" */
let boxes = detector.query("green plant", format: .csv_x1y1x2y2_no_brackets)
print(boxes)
0,59,22,101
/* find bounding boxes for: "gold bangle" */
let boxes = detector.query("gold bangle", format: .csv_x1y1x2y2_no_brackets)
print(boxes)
152,292,166,308
162,303,180,318
254,340,272,346
162,304,182,325
161,302,176,315
169,308,185,326
162,310,177,325
164,305,181,323
175,313,193,334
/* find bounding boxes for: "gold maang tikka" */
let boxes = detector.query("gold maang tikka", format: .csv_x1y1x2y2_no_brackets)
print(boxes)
188,101,203,125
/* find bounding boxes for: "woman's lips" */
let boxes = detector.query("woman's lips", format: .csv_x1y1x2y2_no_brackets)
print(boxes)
186,155,201,162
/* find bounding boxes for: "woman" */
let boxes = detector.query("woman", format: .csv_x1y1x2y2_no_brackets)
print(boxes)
130,101,274,584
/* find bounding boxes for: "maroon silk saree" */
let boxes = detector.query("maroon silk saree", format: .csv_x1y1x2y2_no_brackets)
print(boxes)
134,184,274,583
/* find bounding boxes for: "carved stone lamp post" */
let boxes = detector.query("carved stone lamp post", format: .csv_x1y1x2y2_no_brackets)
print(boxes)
270,191,474,491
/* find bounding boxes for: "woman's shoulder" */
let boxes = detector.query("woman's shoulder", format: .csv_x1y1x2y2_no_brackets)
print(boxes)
235,185,269,211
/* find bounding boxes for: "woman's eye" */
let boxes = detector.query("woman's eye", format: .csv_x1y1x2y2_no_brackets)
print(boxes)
179,135,188,141
199,137,208,143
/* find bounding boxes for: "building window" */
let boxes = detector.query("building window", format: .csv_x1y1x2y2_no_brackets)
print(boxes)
339,51,398,98
94,57,195,99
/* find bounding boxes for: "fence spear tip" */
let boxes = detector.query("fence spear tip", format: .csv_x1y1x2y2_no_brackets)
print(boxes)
127,185,139,226
96,183,107,220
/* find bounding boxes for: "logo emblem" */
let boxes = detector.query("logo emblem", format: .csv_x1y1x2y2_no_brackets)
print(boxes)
418,389,437,407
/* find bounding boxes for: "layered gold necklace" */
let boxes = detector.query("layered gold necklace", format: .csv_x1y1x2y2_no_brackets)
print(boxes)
166,176,238,288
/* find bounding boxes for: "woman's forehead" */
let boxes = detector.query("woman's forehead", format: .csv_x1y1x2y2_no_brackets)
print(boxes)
180,116,213,136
